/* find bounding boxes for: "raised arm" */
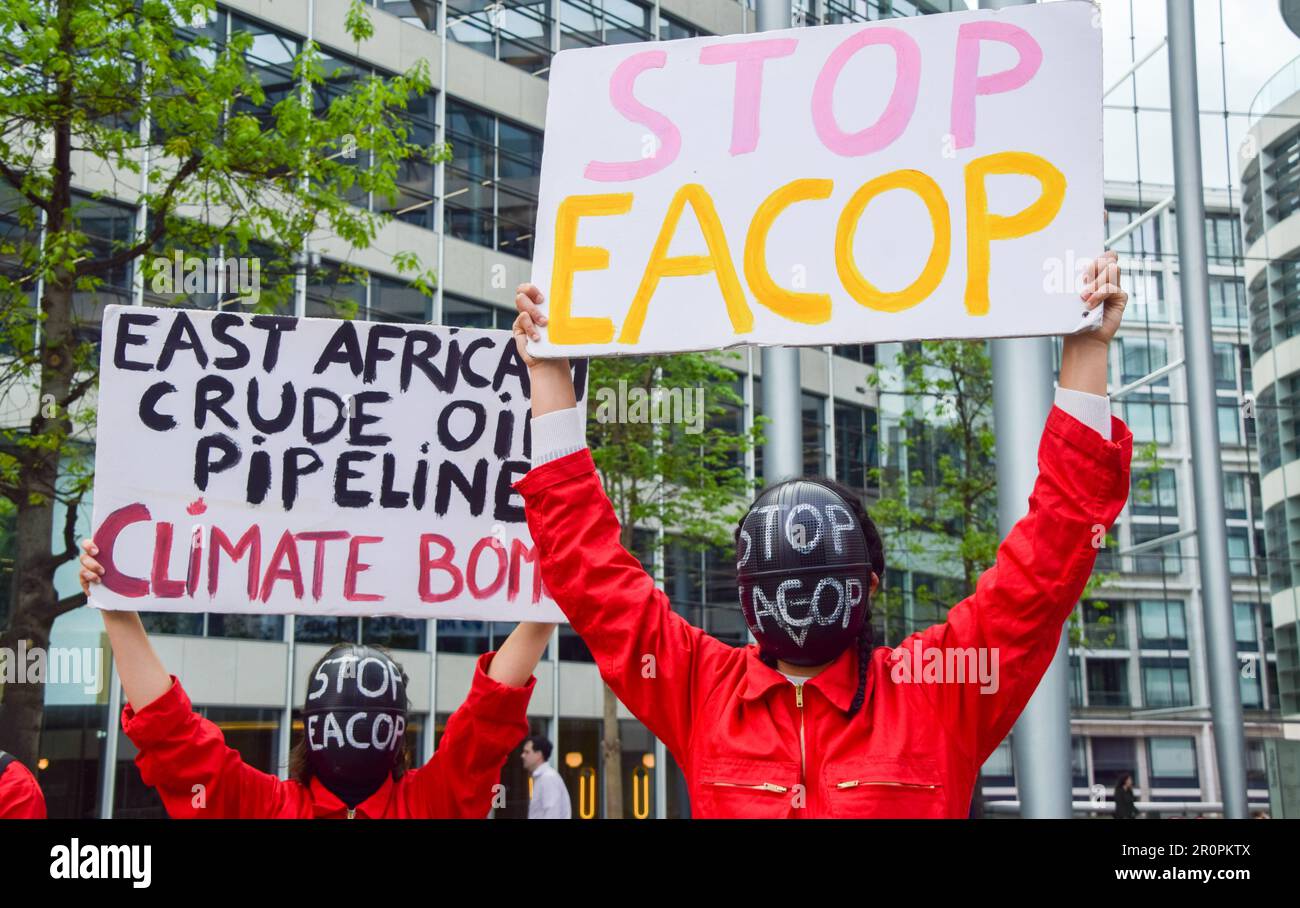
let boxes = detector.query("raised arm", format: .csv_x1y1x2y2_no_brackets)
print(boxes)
403,629,541,818
82,540,171,710
914,252,1132,765
82,542,288,818
509,284,737,759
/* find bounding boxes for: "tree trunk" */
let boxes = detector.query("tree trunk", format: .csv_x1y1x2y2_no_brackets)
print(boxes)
601,682,623,818
0,260,77,771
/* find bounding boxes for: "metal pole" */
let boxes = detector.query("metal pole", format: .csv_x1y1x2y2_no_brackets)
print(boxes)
996,335,1067,818
755,0,802,485
550,625,560,780
433,0,449,325
973,0,1072,819
98,665,122,818
1164,0,1248,818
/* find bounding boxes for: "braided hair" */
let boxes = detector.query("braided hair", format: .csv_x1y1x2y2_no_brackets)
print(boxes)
736,475,885,719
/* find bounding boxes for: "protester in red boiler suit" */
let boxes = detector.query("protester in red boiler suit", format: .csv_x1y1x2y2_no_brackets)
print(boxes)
0,750,47,819
78,559,550,819
511,251,1132,819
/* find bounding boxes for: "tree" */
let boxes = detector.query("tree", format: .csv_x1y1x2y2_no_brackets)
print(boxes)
868,340,999,639
585,351,760,818
0,0,446,767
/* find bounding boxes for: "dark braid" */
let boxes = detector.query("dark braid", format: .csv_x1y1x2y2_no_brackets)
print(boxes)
737,475,885,718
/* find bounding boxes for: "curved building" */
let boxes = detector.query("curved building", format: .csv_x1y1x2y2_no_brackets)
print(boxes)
1242,55,1300,734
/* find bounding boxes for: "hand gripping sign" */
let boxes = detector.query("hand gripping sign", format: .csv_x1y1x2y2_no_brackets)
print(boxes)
526,1,1103,358
88,305,584,622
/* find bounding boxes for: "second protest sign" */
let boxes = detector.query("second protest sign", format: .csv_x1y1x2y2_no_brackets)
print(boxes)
527,1,1103,358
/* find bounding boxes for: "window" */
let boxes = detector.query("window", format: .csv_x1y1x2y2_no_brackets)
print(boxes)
1218,399,1242,446
659,12,705,40
1204,213,1242,264
1213,342,1237,389
1130,468,1176,517
1119,337,1168,385
833,403,876,491
834,344,876,364
382,88,438,230
1091,737,1137,791
443,295,510,329
1122,394,1173,444
1240,657,1264,709
363,617,425,650
1142,658,1192,708
1138,600,1187,648
1208,276,1247,328
371,275,430,324
1085,659,1129,707
295,616,360,644
1105,207,1160,259
1227,526,1253,576
438,620,492,653
1070,737,1088,787
305,260,366,320
229,14,302,130
375,0,437,30
1130,522,1181,574
139,612,205,635
561,0,654,49
206,614,284,640
445,101,542,259
802,393,827,476
1223,473,1248,519
1147,737,1198,787
1247,740,1268,788
1126,269,1167,323
1082,600,1126,649
442,0,551,76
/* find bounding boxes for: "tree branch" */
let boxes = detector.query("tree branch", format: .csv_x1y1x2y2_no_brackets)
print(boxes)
0,157,49,213
53,592,87,618
72,153,203,279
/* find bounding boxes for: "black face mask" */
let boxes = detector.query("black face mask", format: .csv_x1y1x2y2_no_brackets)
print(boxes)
303,645,409,808
736,480,873,666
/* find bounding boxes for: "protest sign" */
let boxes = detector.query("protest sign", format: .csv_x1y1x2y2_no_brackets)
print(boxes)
88,304,582,622
527,1,1103,358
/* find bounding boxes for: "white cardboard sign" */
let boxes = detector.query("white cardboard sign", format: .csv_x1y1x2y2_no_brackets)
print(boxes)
528,1,1103,358
89,304,579,622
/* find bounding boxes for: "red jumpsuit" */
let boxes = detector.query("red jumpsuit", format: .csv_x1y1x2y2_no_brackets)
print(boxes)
517,406,1132,818
121,652,533,818
0,751,47,819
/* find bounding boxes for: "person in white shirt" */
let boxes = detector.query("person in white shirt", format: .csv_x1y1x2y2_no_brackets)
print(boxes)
521,735,571,819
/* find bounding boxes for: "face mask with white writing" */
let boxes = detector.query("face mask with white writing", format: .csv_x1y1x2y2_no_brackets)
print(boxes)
303,645,408,808
736,481,873,667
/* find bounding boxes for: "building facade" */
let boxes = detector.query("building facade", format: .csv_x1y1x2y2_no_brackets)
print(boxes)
5,0,1288,818
1239,48,1300,818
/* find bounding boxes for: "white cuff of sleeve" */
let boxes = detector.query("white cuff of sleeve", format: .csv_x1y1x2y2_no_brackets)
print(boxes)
1054,386,1111,441
530,406,587,466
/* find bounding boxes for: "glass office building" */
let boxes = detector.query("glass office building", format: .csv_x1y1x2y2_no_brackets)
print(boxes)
3,0,1287,818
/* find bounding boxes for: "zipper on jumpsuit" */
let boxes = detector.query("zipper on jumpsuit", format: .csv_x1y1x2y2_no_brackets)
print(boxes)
795,683,805,812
